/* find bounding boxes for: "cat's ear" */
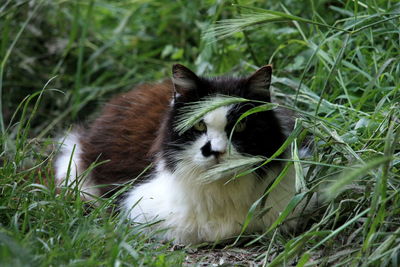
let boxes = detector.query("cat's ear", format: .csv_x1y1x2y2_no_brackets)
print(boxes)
172,64,200,97
246,65,272,100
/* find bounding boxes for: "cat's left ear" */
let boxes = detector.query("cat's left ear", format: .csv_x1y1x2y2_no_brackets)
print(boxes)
246,65,272,100
172,64,200,98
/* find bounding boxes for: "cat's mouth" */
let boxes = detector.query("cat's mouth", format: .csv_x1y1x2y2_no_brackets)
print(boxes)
202,151,227,167
208,156,221,166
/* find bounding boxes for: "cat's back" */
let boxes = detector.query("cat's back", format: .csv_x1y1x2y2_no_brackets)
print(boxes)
86,80,173,146
56,80,173,197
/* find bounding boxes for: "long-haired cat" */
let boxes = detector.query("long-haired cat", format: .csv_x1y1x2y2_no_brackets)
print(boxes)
55,64,306,244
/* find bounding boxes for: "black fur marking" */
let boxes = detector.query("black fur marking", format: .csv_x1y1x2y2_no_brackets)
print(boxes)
162,68,285,173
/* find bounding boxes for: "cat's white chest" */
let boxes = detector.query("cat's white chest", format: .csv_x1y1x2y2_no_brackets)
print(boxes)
122,161,295,244
123,170,257,243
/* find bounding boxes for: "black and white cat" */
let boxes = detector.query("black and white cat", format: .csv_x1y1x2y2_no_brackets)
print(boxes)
55,64,307,244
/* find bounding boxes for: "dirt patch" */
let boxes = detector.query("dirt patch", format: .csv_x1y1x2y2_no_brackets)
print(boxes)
183,247,265,266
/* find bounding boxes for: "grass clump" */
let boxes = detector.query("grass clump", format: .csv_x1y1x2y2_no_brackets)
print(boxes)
1,0,400,266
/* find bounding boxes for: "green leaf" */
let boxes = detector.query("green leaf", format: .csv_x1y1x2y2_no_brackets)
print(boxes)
296,252,311,267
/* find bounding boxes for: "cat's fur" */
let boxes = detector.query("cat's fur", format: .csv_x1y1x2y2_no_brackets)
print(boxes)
55,64,306,244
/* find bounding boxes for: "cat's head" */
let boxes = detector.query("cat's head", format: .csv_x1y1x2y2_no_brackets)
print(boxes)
160,64,285,174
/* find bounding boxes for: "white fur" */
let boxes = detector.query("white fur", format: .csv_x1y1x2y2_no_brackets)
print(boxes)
123,159,298,244
122,106,301,244
203,106,230,153
54,132,99,200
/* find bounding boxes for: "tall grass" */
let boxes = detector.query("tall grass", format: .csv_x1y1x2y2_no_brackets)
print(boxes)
1,0,399,266
207,2,400,266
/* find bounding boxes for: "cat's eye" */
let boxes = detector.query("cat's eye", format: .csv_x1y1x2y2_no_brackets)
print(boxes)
234,121,246,132
193,121,207,132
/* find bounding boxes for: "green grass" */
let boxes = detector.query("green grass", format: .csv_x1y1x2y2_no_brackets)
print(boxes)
1,0,399,266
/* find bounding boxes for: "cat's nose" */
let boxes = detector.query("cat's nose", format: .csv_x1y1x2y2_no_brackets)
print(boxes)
201,141,226,158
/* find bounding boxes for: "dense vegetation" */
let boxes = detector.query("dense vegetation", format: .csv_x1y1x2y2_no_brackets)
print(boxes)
1,0,399,266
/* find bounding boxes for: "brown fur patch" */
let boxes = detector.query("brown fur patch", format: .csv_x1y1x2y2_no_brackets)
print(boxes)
80,80,173,196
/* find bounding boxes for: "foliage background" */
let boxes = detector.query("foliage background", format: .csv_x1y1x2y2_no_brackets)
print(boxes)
1,0,399,266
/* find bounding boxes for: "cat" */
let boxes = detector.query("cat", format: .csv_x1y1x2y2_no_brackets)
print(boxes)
54,64,308,244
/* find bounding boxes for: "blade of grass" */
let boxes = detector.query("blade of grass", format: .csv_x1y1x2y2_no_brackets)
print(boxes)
72,0,94,118
203,5,349,42
174,95,251,135
230,162,293,247
325,156,393,199
0,1,42,141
